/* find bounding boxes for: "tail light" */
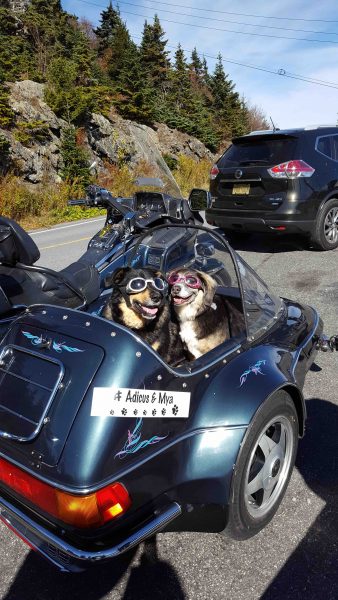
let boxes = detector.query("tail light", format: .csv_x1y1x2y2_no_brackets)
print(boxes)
0,457,131,528
268,160,315,179
210,164,219,180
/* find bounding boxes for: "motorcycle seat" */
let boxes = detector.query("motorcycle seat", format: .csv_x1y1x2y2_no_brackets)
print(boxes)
0,217,100,309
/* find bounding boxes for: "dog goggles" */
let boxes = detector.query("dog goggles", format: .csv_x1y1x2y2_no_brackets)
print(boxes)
167,273,202,289
125,277,168,294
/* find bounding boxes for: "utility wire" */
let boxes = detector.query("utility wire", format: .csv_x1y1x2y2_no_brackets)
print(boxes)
72,0,338,89
114,0,338,36
75,0,338,43
120,8,338,44
75,0,338,24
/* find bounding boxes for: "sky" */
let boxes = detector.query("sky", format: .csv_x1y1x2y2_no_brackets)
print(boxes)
61,0,338,130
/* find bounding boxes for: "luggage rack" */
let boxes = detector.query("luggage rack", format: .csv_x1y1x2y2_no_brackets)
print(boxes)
0,345,64,442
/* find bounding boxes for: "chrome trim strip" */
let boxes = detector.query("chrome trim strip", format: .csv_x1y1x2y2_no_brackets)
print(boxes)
0,497,182,572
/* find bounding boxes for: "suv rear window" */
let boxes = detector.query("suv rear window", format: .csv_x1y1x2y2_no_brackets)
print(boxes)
218,135,298,167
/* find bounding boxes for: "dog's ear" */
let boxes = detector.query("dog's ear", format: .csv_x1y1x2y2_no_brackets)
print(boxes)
103,267,128,289
198,271,217,306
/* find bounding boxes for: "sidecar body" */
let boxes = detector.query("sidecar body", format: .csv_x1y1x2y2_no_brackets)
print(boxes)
0,225,322,571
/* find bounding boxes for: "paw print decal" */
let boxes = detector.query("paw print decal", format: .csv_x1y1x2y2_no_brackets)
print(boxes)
143,409,147,416
133,409,138,416
121,408,127,416
161,408,166,416
172,405,179,416
152,409,157,416
109,409,114,416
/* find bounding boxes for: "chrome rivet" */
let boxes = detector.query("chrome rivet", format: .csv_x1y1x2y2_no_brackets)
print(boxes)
43,417,50,424
205,373,209,378
236,349,241,354
111,331,116,337
136,351,141,358
59,382,64,389
157,374,162,381
62,315,68,320
182,382,187,388
42,310,47,315
223,359,227,364
85,321,91,327
36,464,40,469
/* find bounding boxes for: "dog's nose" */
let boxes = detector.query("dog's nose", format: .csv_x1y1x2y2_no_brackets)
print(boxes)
150,290,162,302
172,284,182,294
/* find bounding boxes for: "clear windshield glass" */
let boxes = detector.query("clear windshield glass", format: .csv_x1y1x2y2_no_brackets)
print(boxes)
134,172,182,198
235,254,284,339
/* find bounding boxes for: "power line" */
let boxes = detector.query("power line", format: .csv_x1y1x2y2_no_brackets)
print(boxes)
114,0,338,36
71,0,338,90
131,33,338,90
77,0,338,24
75,0,338,44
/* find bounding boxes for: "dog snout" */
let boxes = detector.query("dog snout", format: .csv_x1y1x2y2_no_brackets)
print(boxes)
150,289,162,302
172,284,182,295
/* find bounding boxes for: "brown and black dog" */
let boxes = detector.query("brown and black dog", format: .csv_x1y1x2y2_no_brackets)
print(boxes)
169,268,244,359
102,267,185,366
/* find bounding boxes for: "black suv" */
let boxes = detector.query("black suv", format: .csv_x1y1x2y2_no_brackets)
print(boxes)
206,126,338,250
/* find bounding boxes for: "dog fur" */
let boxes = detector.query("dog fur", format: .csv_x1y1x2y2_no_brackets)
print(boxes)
102,267,185,366
170,268,234,359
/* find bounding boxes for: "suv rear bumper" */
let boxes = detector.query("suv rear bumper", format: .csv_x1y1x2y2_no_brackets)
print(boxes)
205,209,314,234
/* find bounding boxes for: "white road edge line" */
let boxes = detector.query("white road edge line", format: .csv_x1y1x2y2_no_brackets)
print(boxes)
29,217,105,236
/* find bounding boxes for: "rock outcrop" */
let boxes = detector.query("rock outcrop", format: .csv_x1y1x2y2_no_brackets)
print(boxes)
0,81,214,185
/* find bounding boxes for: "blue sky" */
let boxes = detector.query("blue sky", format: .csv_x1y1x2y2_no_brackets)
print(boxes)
62,0,338,129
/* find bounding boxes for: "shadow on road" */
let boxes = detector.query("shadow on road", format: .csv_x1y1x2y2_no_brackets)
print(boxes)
3,536,185,600
261,398,338,600
218,230,309,254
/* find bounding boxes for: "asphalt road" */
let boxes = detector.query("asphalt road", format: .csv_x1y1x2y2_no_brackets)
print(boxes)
1,221,337,600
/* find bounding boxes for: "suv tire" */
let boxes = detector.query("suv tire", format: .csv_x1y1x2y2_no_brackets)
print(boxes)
311,198,338,250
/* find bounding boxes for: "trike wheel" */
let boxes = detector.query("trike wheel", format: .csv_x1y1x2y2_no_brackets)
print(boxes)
224,391,298,540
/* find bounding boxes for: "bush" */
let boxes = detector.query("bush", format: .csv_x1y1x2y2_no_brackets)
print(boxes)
172,154,212,196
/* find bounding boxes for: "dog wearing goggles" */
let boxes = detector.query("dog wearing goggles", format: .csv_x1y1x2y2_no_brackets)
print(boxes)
102,267,185,366
169,268,231,359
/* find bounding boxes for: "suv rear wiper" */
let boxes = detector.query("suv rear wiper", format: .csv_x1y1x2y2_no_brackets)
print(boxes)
238,160,270,165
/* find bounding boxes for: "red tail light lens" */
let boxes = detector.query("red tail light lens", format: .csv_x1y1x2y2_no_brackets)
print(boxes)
0,457,131,528
210,164,219,180
268,160,315,179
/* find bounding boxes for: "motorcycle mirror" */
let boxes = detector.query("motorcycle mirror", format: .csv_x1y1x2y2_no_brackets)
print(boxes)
188,189,212,212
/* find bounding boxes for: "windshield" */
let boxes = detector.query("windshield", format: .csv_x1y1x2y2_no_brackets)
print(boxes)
134,172,182,199
235,255,284,339
219,136,298,167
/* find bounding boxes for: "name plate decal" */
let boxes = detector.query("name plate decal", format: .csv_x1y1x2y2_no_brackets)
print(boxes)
91,387,191,418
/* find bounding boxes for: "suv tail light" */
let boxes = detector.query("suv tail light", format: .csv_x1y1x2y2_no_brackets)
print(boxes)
210,164,219,180
268,160,315,179
0,457,131,528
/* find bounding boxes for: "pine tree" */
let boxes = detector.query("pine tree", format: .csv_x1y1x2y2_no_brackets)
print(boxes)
210,53,247,142
0,85,15,128
94,2,122,56
60,126,91,186
140,15,170,89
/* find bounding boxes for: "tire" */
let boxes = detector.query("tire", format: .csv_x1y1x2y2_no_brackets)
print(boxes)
311,198,338,250
224,391,298,540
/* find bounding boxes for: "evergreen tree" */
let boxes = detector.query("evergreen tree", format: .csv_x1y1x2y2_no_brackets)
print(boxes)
60,126,91,186
0,85,15,128
210,54,247,142
140,15,170,89
94,2,122,56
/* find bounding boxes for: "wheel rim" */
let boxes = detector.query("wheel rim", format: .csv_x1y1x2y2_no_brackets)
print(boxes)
324,207,338,244
244,415,294,519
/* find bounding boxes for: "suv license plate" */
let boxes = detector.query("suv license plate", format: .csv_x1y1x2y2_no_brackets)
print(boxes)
232,184,250,195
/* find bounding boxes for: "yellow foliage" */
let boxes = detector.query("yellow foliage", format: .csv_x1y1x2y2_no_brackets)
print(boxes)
173,155,212,196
